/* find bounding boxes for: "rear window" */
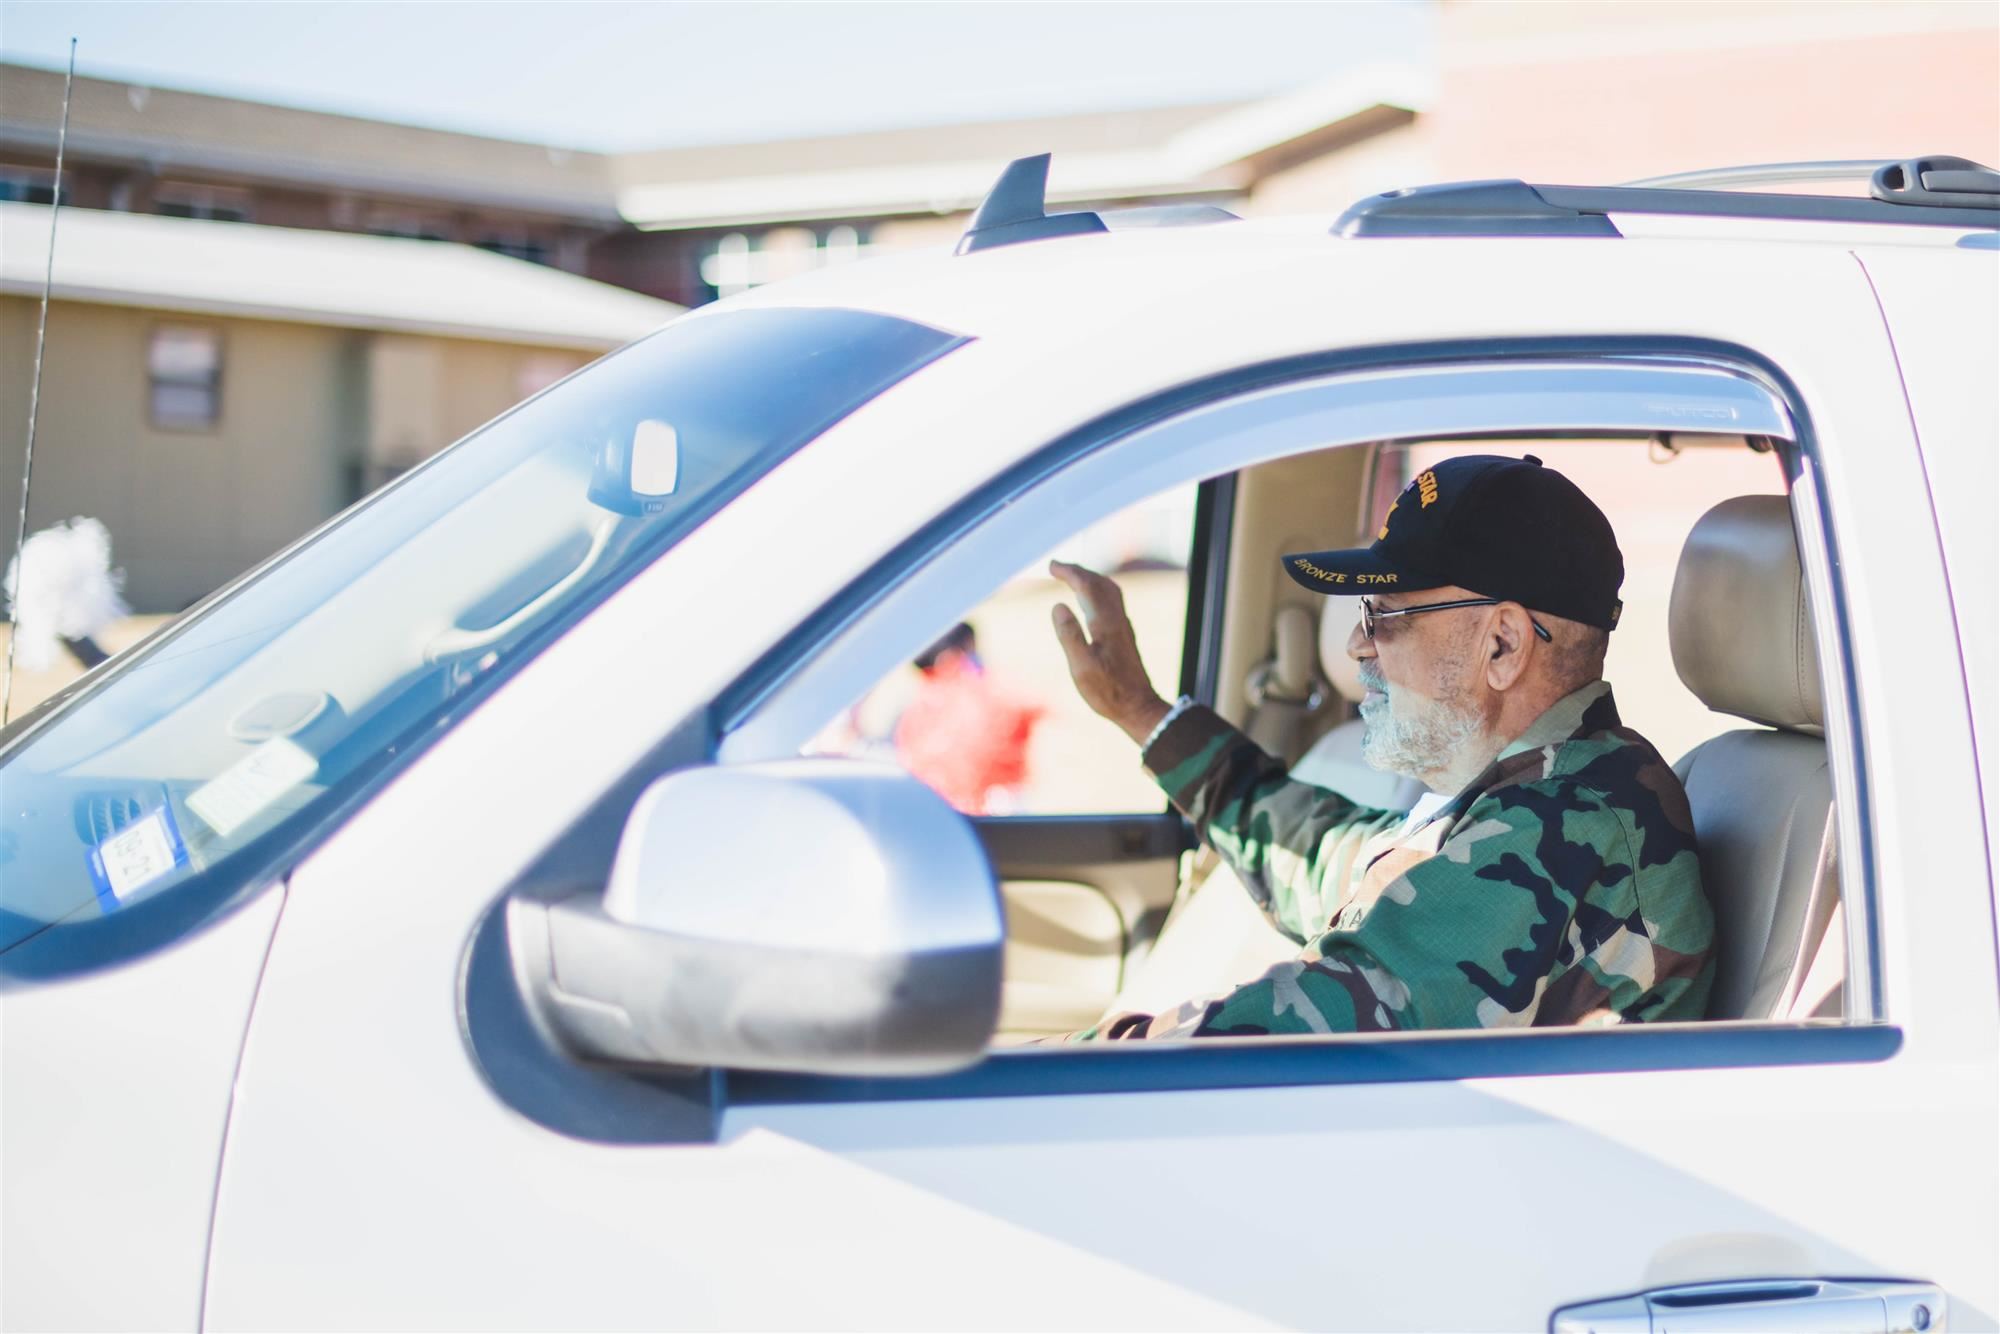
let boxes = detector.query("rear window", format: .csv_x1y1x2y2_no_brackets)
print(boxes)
0,307,965,976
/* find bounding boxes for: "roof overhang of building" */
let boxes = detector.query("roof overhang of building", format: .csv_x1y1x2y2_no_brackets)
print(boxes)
0,202,679,349
0,123,627,224
617,65,1434,232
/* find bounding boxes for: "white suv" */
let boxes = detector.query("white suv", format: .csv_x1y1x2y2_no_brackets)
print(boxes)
3,155,1994,1332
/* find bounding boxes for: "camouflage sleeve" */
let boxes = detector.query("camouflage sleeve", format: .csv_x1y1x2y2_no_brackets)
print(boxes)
1142,704,1401,944
1078,773,1700,1039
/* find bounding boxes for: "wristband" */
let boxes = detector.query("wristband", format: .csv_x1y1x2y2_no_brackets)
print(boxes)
1141,695,1196,754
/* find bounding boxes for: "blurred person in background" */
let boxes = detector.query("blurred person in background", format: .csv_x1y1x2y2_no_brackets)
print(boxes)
894,621,1045,815
4,517,130,673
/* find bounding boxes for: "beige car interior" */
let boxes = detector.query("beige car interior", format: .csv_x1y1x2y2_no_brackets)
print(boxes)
1670,494,1845,1021
994,442,1848,1040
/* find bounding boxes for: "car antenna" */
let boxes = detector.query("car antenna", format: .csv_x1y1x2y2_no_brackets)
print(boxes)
3,37,78,726
955,153,1108,255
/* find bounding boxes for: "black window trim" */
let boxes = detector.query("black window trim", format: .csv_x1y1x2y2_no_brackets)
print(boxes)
728,1023,1901,1108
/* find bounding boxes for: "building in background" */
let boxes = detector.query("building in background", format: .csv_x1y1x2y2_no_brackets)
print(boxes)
0,62,620,271
1428,1,1999,186
1,0,1992,607
5,3,1992,310
5,3,1993,306
0,203,676,610
0,59,1434,308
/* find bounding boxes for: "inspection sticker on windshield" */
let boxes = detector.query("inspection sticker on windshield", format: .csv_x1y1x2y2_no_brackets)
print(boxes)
188,736,320,838
87,805,189,912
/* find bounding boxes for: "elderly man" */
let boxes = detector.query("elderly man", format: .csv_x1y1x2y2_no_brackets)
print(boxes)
1049,454,1713,1038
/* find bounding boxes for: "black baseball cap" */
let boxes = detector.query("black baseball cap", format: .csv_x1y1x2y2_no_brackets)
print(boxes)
1282,454,1625,630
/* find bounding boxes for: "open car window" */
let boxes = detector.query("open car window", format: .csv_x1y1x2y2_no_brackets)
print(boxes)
0,307,965,975
805,486,1199,816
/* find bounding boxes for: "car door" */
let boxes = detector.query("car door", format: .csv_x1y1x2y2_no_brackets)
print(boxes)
203,326,1996,1331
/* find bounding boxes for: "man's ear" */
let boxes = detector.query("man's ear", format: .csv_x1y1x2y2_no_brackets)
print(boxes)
1483,604,1534,691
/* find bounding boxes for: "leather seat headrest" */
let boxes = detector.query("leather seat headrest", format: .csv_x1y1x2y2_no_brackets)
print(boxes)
1670,495,1823,735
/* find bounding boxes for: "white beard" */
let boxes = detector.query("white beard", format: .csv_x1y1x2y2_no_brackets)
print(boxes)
1357,669,1488,791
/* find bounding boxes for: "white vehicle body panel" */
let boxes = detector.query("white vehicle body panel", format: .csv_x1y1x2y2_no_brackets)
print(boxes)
187,232,1999,1328
1853,244,2000,897
0,888,282,1330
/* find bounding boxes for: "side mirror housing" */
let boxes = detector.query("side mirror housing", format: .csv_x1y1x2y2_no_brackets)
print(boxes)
509,760,1004,1075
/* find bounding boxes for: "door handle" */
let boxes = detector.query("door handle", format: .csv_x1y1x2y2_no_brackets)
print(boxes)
1554,1278,1944,1333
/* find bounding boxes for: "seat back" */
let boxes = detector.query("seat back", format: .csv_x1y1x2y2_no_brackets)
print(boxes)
1669,495,1838,1021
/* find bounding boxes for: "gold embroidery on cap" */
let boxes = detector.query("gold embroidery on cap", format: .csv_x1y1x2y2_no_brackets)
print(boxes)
1377,498,1399,541
1417,470,1439,508
1292,557,1347,584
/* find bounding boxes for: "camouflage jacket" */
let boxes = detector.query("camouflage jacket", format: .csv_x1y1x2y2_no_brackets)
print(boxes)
1082,682,1714,1039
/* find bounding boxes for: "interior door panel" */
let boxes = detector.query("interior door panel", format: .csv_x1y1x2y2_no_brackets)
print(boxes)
995,881,1125,1035
977,814,1187,1038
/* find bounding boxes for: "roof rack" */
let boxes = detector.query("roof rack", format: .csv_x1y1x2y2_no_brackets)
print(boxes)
956,154,1238,255
1336,156,1999,238
1623,160,1892,191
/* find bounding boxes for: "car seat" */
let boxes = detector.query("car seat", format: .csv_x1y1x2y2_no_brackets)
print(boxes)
1670,495,1844,1021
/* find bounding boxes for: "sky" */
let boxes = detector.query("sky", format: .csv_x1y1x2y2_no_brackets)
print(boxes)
0,1,1431,150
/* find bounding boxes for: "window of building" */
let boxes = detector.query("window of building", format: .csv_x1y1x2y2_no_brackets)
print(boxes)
148,326,223,430
0,164,63,205
477,234,553,266
153,184,252,223
697,224,878,301
365,214,452,243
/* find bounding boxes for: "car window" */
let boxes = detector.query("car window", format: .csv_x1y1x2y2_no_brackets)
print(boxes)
0,307,965,975
717,352,1874,1054
805,487,1198,815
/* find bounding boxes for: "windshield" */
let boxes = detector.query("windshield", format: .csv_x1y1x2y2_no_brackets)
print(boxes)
0,306,965,975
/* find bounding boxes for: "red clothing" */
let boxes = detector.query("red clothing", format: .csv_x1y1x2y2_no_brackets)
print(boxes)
893,656,1044,814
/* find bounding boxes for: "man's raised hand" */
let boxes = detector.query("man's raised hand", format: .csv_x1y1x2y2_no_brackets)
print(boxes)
1048,560,1172,746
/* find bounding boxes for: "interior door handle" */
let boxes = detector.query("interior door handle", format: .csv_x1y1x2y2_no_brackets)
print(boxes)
1554,1278,1944,1333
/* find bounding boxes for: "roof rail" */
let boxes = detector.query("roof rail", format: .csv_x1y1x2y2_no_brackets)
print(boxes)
1869,155,2000,208
1623,160,1891,191
1100,202,1241,229
1336,161,1999,239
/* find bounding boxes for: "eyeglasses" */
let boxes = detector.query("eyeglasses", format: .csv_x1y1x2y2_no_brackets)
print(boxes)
1359,596,1553,643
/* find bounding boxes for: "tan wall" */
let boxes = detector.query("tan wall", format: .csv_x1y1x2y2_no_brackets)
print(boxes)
0,297,361,611
361,332,590,485
1245,120,1436,218
1,298,597,612
438,337,589,444
870,214,969,249
1432,2,2000,182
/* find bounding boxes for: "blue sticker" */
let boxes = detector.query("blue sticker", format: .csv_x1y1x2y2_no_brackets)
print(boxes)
87,804,190,914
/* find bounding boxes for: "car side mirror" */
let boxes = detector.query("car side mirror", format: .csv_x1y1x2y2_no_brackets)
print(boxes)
507,760,1004,1075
